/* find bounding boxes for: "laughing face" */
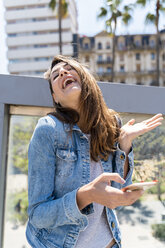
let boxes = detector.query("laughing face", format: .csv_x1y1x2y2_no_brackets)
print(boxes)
50,62,81,111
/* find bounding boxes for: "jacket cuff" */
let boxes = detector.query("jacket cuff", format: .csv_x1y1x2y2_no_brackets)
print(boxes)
63,188,88,231
115,143,134,180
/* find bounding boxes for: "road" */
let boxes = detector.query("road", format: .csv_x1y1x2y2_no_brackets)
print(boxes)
3,195,165,248
117,198,165,248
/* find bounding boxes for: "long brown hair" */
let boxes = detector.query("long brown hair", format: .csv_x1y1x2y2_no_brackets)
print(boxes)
44,55,120,161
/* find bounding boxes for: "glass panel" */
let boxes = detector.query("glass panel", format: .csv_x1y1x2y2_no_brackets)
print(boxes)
117,113,165,248
3,115,39,248
3,112,165,247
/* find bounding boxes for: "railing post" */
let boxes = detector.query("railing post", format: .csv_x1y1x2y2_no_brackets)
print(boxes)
0,104,9,248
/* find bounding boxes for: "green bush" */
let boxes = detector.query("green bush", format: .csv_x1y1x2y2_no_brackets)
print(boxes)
148,183,165,194
152,223,165,241
6,190,28,225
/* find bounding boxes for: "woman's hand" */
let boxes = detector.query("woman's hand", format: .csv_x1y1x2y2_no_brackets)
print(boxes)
76,173,144,210
119,113,163,154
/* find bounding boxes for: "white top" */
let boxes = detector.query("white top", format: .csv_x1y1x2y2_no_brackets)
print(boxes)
75,157,113,248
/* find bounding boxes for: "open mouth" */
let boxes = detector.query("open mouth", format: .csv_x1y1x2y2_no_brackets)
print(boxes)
62,78,76,89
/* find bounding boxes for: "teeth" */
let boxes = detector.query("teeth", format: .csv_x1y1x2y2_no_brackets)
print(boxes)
63,78,74,89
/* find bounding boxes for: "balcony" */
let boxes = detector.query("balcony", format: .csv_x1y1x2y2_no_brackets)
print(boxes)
97,60,112,65
117,44,157,51
133,70,157,75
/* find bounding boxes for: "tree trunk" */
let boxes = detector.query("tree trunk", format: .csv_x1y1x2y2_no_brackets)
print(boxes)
157,164,162,201
111,20,117,82
156,0,160,86
58,0,62,54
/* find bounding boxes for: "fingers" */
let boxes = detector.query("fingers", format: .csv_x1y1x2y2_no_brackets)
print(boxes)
127,119,135,126
143,115,163,133
147,117,163,127
145,113,163,125
101,173,125,185
121,190,144,206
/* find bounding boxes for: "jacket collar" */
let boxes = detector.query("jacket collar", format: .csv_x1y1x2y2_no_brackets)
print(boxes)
63,123,81,132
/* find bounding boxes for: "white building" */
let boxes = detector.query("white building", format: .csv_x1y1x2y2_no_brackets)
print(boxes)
79,30,165,87
4,0,78,76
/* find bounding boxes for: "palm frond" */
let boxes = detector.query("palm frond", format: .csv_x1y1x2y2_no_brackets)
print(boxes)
61,0,68,17
122,13,132,25
107,0,121,10
106,18,113,33
145,13,156,25
136,0,147,7
49,0,57,10
112,9,122,18
107,0,113,6
123,4,134,12
159,4,165,12
98,7,108,18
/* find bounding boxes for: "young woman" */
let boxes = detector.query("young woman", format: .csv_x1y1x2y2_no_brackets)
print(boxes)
26,55,163,248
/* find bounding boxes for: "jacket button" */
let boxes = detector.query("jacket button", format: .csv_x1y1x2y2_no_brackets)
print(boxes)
120,154,125,160
111,222,115,228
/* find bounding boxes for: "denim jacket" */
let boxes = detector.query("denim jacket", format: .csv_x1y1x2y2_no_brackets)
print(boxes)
26,114,134,248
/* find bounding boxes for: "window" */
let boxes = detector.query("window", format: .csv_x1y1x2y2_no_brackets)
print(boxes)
98,42,102,50
106,42,110,49
151,53,155,60
84,43,89,49
118,42,124,50
107,67,111,73
98,67,103,73
162,53,165,61
136,64,141,72
34,57,49,61
35,71,44,75
34,44,48,48
3,114,40,248
85,56,89,62
9,59,19,64
150,39,155,47
150,80,158,86
107,56,111,62
135,40,140,47
98,55,103,62
136,53,140,60
120,65,125,72
120,54,124,62
151,63,156,70
8,33,17,37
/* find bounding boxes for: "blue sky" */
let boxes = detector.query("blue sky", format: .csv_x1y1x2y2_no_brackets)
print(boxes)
0,0,165,74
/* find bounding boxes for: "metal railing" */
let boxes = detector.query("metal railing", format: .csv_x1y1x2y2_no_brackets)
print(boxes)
0,74,165,247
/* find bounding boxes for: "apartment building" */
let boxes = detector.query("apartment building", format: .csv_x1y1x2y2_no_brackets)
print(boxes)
4,0,78,76
79,30,165,86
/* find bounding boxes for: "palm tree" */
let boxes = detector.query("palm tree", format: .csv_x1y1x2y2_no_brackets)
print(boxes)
98,0,134,82
136,0,165,86
49,0,68,54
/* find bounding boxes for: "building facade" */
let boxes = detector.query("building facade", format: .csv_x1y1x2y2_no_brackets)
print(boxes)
4,0,78,76
79,30,165,86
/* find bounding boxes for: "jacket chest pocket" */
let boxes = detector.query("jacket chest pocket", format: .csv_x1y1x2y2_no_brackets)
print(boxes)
56,149,77,177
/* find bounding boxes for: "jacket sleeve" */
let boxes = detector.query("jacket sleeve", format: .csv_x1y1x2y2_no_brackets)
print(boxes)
111,143,134,190
27,117,88,230
111,115,134,189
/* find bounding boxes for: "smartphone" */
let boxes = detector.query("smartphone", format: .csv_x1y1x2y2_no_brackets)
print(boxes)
121,181,157,192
